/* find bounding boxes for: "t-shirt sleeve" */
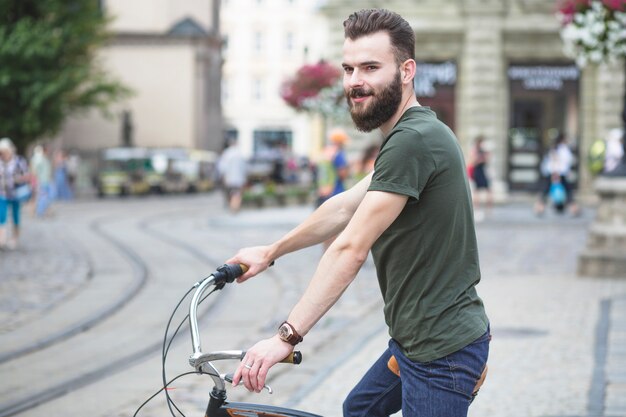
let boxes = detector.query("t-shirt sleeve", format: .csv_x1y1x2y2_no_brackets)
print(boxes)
368,129,436,201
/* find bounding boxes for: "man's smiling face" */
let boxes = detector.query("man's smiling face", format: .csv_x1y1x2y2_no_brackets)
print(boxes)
342,31,403,132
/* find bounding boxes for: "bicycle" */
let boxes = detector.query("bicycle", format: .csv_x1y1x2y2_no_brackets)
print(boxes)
134,263,322,417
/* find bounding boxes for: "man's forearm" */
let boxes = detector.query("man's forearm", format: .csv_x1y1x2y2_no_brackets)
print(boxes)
285,236,368,335
269,198,350,258
268,173,372,261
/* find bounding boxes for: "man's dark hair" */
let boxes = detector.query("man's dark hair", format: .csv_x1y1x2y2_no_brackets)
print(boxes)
343,9,415,65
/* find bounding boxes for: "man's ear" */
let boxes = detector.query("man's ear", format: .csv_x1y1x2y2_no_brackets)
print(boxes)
401,59,417,84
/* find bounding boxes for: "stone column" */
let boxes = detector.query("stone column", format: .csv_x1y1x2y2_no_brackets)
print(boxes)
459,0,508,199
578,177,626,277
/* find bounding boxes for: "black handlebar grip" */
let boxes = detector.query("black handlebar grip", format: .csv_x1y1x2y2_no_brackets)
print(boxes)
213,263,249,285
279,351,302,365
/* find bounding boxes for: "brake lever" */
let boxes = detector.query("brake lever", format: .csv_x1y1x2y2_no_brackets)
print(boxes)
223,373,273,394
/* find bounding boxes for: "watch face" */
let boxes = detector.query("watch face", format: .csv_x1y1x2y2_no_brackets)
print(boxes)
279,324,292,340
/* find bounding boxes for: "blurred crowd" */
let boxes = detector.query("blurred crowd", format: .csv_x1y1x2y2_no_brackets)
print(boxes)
0,137,77,250
215,128,380,215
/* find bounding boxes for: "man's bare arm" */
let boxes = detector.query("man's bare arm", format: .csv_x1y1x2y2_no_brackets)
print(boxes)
233,190,409,391
226,172,373,282
285,190,408,334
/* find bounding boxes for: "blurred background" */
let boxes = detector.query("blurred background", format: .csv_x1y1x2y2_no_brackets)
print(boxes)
1,0,623,203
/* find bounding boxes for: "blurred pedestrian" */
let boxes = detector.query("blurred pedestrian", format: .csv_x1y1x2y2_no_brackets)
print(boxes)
352,143,379,182
316,128,350,250
30,144,54,218
316,128,350,207
468,135,493,219
604,128,624,174
54,149,74,200
0,138,30,250
217,139,247,213
534,133,579,216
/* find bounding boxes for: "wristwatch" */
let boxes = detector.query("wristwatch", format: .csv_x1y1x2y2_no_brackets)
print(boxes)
278,321,303,346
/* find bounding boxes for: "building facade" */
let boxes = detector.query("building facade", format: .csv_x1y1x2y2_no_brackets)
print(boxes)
54,0,624,198
322,0,624,197
58,0,223,155
220,0,331,158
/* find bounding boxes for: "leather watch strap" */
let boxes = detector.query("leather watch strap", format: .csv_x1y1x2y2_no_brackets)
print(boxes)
278,321,303,346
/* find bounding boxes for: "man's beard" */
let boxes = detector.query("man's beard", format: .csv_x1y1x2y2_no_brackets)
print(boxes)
346,70,403,133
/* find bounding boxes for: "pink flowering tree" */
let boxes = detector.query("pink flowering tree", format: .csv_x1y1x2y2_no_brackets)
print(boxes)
557,0,626,174
280,61,348,122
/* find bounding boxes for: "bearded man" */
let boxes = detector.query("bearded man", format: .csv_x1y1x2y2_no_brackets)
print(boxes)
228,9,490,417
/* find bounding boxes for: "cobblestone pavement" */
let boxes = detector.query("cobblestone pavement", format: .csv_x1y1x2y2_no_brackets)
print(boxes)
0,218,91,333
1,195,625,417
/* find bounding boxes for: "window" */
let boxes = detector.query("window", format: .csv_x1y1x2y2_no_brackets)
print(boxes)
253,130,293,155
253,31,263,53
223,129,238,148
253,79,263,101
285,32,294,52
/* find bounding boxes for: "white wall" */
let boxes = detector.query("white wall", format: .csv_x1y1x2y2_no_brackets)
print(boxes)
105,0,214,32
221,0,331,158
61,43,196,151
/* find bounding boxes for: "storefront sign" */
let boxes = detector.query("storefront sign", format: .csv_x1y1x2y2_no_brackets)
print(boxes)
508,65,579,91
414,61,456,97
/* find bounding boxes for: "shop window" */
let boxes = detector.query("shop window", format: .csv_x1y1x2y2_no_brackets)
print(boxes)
507,63,580,191
253,130,292,156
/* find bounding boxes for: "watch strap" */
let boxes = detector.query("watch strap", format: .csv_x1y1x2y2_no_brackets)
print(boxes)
279,321,303,346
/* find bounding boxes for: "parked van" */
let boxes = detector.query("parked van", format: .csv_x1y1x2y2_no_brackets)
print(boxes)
95,147,156,197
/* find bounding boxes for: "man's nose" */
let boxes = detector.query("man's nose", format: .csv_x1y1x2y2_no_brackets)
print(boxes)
346,70,364,88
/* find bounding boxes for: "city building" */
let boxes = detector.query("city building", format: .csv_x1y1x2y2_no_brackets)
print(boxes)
322,0,624,197
57,0,223,156
220,0,331,158
54,0,624,198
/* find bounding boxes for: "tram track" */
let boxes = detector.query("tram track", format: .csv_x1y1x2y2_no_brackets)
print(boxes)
0,217,147,364
0,196,369,417
0,203,240,417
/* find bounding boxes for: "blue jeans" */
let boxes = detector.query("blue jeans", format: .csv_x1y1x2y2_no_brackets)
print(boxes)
343,328,490,417
0,197,21,226
36,184,53,217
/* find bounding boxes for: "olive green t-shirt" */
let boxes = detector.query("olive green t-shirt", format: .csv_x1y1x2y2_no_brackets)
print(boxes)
368,106,488,362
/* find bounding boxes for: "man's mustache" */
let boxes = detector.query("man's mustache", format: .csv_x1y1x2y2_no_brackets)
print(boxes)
348,88,374,98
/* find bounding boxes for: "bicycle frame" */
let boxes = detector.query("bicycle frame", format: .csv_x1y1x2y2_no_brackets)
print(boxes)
188,265,323,417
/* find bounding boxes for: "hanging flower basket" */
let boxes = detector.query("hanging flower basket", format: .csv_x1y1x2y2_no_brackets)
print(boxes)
557,0,626,66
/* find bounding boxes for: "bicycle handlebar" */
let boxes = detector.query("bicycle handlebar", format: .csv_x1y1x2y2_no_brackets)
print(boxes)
187,264,301,394
189,264,248,359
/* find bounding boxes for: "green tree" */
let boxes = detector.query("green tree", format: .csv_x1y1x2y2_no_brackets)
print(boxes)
0,0,131,152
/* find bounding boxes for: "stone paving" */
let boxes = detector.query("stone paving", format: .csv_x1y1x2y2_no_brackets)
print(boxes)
0,215,91,333
1,196,626,417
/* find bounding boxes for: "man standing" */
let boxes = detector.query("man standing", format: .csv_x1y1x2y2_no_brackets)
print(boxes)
217,139,247,213
228,9,489,417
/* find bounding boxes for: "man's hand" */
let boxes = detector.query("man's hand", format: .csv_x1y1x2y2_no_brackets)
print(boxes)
226,246,274,283
232,335,294,392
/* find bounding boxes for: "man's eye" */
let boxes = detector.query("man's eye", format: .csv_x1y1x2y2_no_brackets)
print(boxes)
344,67,353,74
366,66,377,71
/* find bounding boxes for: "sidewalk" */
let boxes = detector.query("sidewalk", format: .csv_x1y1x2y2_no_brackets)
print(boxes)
2,197,626,417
